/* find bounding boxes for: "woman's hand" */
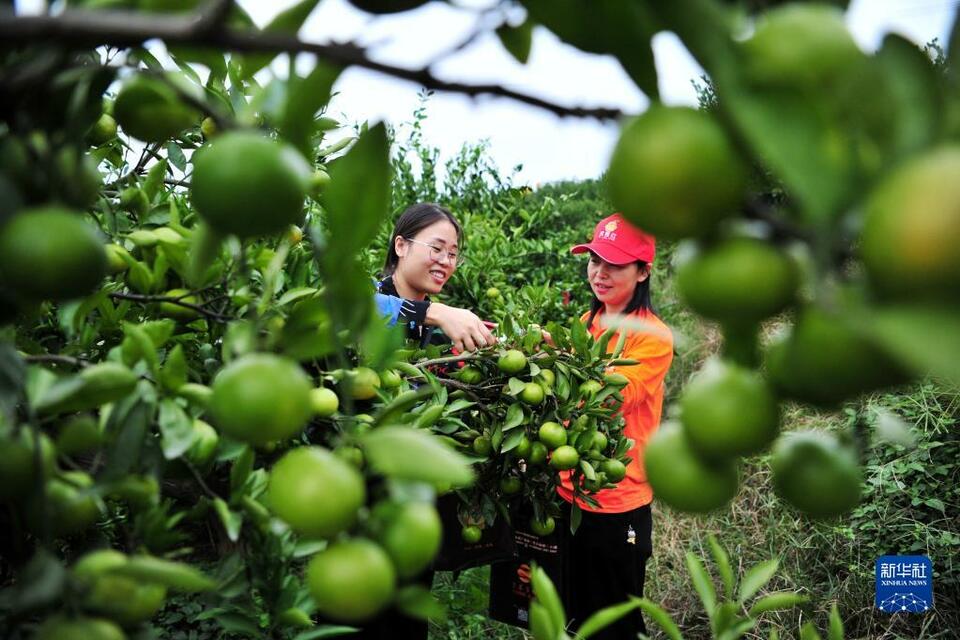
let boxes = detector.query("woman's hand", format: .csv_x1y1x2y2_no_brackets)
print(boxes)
426,303,496,352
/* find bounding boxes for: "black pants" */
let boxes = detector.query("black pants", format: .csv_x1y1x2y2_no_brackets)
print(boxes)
562,502,653,640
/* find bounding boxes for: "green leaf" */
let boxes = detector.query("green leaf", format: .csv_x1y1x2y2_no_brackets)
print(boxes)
748,592,809,617
321,122,391,263
166,141,187,172
394,584,447,622
230,446,256,494
529,601,558,640
685,551,717,618
737,558,779,604
362,426,474,487
827,602,844,640
576,598,643,639
101,396,152,482
570,502,582,535
280,61,342,158
530,565,566,638
113,555,216,592
634,597,683,640
723,85,855,222
799,622,823,640
579,460,596,482
500,427,528,453
293,626,361,640
0,341,25,416
35,362,139,415
158,398,196,460
9,549,66,613
213,498,243,542
503,402,525,430
142,158,168,202
496,20,534,64
873,35,942,162
160,343,188,391
507,377,527,395
239,0,322,80
707,534,735,601
863,304,960,387
570,317,591,356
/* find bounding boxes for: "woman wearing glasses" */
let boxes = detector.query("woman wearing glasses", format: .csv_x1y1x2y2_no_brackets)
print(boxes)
375,202,495,351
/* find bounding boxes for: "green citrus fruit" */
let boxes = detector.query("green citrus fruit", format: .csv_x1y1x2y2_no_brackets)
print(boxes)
537,422,567,450
267,446,365,539
486,286,502,300
529,515,555,537
644,421,739,513
677,237,799,324
73,549,128,582
771,431,862,518
520,381,545,405
742,4,864,88
105,474,159,511
607,106,747,239
578,379,603,399
374,502,442,579
309,170,330,198
113,74,200,143
36,615,125,640
43,472,102,536
461,524,482,544
590,431,608,452
334,445,364,469
185,419,218,468
119,187,149,216
0,207,106,301
379,368,402,389
209,353,312,445
310,387,339,417
765,306,910,407
158,288,199,321
287,224,304,244
87,113,119,146
472,435,492,456
54,148,102,210
549,445,580,471
56,416,102,456
861,146,960,301
537,369,555,388
0,429,55,502
528,441,548,465
680,358,780,460
191,131,311,238
306,539,397,622
458,365,483,384
513,434,532,459
84,574,166,626
346,367,382,400
199,116,217,139
104,244,131,274
499,475,522,495
498,349,527,374
599,458,627,483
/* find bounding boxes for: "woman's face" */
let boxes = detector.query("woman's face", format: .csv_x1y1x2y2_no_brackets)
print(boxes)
587,252,650,311
394,219,460,297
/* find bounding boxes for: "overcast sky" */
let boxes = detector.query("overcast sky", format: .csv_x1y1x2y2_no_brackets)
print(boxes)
236,0,955,185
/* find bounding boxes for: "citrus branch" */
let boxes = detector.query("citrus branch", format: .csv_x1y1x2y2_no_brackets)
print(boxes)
0,7,630,122
108,290,232,322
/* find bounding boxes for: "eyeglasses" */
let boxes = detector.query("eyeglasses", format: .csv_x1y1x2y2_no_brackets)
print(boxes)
403,237,464,267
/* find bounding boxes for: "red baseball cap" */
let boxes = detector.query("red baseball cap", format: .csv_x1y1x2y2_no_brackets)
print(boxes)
570,213,656,264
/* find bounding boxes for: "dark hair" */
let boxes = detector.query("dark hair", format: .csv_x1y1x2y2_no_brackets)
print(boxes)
585,260,655,330
382,203,462,276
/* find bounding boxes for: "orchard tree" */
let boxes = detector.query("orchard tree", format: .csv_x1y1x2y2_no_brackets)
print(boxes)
0,1,958,640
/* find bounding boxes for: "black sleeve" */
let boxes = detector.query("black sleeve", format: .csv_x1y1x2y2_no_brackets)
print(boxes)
399,298,430,327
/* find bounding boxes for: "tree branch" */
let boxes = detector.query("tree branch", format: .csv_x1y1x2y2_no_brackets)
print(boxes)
23,354,88,368
108,290,232,322
0,8,630,122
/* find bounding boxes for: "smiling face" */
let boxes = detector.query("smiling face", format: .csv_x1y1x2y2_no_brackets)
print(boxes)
587,252,650,314
393,219,460,299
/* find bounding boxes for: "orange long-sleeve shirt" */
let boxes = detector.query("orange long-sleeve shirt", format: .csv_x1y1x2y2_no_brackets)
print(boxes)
557,308,674,513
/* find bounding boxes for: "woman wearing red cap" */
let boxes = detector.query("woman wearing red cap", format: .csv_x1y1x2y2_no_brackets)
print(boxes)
558,213,674,639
